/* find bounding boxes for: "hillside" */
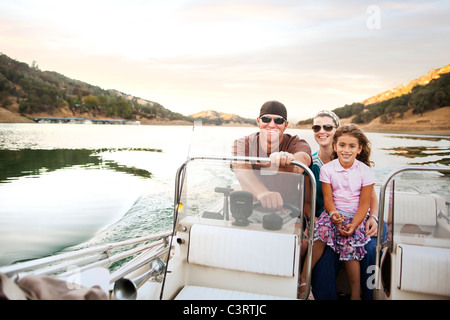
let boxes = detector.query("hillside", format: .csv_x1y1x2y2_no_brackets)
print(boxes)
362,64,450,105
294,106,450,135
0,53,256,126
352,106,450,135
189,110,255,126
297,63,450,132
0,52,449,133
0,53,185,123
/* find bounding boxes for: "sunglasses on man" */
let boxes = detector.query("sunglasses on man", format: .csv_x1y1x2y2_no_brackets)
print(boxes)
312,124,336,132
260,115,286,125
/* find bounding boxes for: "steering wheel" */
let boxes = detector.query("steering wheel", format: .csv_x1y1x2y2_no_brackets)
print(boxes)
253,201,301,218
252,201,301,230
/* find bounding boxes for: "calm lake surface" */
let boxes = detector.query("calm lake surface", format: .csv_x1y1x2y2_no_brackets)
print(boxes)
1,123,449,265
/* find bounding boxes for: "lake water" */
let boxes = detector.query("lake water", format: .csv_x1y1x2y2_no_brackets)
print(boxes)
0,123,449,266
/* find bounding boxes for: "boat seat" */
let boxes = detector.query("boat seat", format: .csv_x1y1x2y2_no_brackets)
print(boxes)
394,193,437,226
187,223,297,277
173,223,299,300
397,244,450,297
175,285,295,300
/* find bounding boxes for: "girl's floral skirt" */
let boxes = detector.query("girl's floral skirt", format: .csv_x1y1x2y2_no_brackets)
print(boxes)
314,211,371,261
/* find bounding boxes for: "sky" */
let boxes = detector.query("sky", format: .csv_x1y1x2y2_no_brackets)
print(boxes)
0,0,449,122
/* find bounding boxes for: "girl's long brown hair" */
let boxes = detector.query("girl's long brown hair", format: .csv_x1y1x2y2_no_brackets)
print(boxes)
332,124,374,167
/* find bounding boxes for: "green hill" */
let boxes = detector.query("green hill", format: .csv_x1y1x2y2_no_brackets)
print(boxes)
0,53,255,125
297,64,450,125
0,53,185,122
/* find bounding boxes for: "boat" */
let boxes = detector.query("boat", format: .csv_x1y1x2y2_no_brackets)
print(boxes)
0,156,449,301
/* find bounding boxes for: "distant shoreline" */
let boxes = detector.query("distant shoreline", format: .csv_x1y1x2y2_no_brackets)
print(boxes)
293,125,450,137
1,106,449,136
294,106,450,137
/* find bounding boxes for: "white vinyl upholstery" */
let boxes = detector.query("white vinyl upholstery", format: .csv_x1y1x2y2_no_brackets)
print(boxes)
187,224,297,277
175,285,295,300
397,244,450,297
394,194,437,226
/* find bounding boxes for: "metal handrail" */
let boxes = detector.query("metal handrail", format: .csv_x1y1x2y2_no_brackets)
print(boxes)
166,155,316,300
376,165,450,251
0,231,172,278
374,165,450,297
110,246,170,283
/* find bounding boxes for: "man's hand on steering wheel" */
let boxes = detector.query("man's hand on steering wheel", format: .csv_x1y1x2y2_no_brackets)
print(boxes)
256,191,283,210
270,151,294,167
254,195,301,218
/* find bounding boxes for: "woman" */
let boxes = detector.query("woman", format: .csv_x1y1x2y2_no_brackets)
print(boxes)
308,111,385,300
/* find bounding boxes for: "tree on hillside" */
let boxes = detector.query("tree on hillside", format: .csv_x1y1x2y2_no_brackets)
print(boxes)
84,95,99,109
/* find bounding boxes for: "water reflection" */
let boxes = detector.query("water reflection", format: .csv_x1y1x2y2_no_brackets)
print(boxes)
0,147,164,265
0,148,161,183
382,146,450,163
381,138,450,166
0,167,147,265
388,135,450,142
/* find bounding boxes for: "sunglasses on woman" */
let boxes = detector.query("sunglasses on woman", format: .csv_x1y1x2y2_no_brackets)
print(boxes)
312,124,336,132
260,115,286,125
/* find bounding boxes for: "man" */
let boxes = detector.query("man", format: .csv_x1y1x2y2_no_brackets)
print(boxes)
232,100,312,210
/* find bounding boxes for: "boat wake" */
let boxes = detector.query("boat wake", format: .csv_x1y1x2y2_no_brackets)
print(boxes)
0,167,143,266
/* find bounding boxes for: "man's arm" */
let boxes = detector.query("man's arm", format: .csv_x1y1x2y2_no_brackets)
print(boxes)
232,163,283,210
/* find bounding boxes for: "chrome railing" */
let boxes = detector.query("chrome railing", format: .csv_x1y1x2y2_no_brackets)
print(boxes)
0,231,172,281
376,165,450,252
374,165,450,298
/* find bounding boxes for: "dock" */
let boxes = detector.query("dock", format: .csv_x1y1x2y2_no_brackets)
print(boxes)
33,117,140,125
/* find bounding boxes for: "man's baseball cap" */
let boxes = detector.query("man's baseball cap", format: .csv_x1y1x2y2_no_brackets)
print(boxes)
259,100,287,119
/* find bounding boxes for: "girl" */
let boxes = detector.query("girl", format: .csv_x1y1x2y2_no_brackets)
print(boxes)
300,124,375,300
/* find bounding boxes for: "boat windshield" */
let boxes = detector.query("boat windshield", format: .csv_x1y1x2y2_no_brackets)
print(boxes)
174,156,310,237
